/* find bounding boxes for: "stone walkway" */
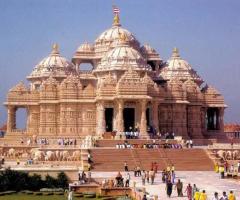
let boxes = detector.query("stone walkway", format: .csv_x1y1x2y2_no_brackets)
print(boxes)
91,171,240,200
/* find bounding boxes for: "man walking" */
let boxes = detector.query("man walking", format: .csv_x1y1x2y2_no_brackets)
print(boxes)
142,170,146,185
125,172,130,187
166,179,173,198
175,179,183,197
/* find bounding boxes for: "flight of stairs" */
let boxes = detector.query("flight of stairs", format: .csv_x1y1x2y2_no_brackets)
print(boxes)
90,148,214,171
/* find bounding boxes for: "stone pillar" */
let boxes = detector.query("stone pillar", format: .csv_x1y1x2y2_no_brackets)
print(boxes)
117,100,124,132
96,101,105,136
7,106,16,132
219,108,224,132
152,100,159,132
113,104,117,131
140,100,148,138
26,107,30,133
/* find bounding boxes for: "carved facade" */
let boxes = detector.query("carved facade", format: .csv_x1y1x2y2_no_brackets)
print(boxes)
4,14,226,139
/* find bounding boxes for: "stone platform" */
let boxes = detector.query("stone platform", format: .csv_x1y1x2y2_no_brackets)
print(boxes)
91,171,240,200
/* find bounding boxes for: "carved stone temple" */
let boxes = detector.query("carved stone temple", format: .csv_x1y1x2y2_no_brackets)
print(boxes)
4,13,226,139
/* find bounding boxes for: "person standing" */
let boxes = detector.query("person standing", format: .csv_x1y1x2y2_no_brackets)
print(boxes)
142,170,146,185
87,171,91,183
162,170,166,183
142,194,147,200
220,191,228,200
185,183,193,200
1,156,4,165
166,179,173,198
16,158,20,165
125,172,130,187
228,191,236,200
219,166,225,179
175,179,183,197
238,161,240,172
199,190,207,200
68,190,73,200
194,189,200,200
146,171,150,183
149,169,155,185
124,162,129,172
137,166,141,176
212,192,219,200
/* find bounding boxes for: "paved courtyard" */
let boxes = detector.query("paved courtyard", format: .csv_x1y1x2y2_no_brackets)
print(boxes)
92,171,240,200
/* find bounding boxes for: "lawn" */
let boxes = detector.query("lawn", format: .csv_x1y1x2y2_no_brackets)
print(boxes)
0,194,95,200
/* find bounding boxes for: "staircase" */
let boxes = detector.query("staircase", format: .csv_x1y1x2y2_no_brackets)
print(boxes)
90,148,214,171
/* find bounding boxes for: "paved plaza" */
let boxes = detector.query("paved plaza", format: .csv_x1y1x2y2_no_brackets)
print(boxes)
92,171,240,200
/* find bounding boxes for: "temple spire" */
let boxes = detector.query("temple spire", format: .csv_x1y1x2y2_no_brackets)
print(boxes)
172,47,180,58
112,5,121,26
51,43,59,55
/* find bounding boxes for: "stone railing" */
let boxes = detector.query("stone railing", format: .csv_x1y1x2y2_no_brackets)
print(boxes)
7,92,39,102
208,143,240,149
11,129,27,134
225,131,240,139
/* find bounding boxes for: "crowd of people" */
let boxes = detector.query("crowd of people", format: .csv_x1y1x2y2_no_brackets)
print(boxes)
57,138,77,146
19,137,78,146
115,140,182,149
121,162,238,200
215,160,240,179
78,170,91,184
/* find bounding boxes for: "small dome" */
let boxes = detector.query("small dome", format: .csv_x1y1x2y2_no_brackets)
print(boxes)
159,48,203,85
95,42,151,72
77,42,94,52
27,44,75,80
141,44,157,54
140,44,161,61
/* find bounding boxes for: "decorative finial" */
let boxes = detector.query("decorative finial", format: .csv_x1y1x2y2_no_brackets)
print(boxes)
51,43,59,55
112,5,121,26
172,47,180,58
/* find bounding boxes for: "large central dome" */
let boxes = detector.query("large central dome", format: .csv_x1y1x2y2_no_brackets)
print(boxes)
95,25,138,44
94,16,140,57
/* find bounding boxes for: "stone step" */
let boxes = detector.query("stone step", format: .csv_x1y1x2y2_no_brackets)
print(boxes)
91,148,214,171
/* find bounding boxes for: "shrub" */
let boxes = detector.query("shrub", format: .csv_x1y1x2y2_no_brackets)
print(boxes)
56,171,69,189
28,174,44,191
45,175,57,188
0,169,69,192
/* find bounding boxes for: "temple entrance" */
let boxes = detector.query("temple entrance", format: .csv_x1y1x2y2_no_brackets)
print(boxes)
105,108,113,132
123,108,135,132
206,107,220,130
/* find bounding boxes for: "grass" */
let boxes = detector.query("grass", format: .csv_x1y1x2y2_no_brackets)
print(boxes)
0,193,98,200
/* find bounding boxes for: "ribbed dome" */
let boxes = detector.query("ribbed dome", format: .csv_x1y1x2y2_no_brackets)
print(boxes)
96,25,137,44
141,44,157,54
159,48,203,85
27,44,75,80
95,42,151,72
77,42,94,52
140,44,161,61
94,24,140,56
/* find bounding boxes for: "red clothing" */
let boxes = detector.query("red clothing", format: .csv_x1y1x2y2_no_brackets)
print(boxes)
186,185,192,200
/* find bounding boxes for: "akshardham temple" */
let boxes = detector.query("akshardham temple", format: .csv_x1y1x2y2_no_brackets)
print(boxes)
4,13,226,139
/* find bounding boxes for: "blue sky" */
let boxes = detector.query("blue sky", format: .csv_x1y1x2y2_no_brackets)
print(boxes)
0,0,239,126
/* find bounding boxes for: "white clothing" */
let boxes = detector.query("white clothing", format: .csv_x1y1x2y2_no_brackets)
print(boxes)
68,191,73,200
